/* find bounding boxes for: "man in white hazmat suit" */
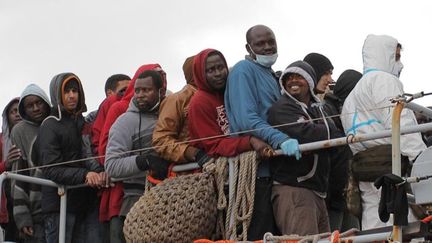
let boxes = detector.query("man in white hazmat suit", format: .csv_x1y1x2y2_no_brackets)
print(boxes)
341,34,426,230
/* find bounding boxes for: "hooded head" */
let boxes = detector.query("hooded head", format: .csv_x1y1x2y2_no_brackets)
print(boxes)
303,53,334,94
279,60,319,105
133,70,165,112
183,55,195,86
193,49,228,93
362,34,402,77
18,83,51,124
2,97,21,160
121,64,167,105
333,69,362,104
49,73,86,118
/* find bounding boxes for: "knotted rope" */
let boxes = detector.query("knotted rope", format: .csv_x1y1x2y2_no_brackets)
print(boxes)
204,151,258,241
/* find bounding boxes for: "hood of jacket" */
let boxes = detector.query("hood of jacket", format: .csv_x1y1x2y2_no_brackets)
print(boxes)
183,55,196,86
333,69,362,104
2,97,20,137
362,34,399,76
2,97,20,160
279,60,321,107
49,73,86,119
18,83,51,123
193,48,228,94
121,64,166,106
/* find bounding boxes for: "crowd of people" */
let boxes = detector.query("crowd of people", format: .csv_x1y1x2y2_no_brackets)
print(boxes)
0,24,429,242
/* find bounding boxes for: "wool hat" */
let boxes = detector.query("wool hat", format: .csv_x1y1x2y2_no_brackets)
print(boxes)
280,60,317,89
303,53,334,80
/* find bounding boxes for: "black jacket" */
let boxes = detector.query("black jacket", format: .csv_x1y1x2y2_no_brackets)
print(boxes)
323,93,352,210
268,94,341,193
33,73,103,213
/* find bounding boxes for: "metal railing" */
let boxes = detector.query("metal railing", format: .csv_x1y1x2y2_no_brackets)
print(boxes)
1,101,432,243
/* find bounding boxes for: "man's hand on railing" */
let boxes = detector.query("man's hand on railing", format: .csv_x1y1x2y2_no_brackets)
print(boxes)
184,146,199,162
136,155,170,180
5,145,21,170
85,172,103,188
21,226,33,237
280,138,301,160
250,136,275,159
195,150,211,168
98,172,113,188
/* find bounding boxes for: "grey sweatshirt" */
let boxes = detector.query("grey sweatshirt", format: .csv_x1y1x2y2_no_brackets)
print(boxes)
105,98,158,216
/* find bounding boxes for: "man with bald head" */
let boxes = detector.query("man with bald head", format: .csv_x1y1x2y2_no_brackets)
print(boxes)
225,25,301,240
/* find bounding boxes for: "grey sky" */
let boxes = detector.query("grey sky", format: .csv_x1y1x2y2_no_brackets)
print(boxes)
1,0,432,127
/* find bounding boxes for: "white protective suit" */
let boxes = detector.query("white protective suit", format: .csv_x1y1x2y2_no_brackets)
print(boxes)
341,34,426,230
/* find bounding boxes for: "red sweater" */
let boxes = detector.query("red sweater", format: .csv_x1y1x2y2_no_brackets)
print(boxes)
188,49,251,157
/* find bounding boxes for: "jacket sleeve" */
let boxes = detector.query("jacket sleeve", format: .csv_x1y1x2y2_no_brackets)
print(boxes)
268,102,329,144
12,158,33,229
98,104,122,165
226,67,288,149
10,131,33,229
38,121,88,185
372,77,426,161
82,123,104,173
104,117,143,178
0,137,6,172
92,97,113,161
0,161,5,173
152,94,189,163
188,96,251,157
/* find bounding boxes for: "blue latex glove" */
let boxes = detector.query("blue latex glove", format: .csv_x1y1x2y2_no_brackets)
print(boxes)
280,139,301,160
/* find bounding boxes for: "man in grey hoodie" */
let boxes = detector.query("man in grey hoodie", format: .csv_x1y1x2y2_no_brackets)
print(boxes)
11,83,51,242
105,70,169,230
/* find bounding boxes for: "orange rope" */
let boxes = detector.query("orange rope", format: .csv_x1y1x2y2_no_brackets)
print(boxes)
193,239,297,243
330,230,340,243
421,215,432,223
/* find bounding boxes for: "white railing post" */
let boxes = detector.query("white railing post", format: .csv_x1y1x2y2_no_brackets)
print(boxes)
58,186,67,243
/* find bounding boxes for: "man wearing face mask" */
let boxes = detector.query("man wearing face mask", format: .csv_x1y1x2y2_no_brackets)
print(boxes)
224,25,301,240
105,70,169,241
341,35,425,229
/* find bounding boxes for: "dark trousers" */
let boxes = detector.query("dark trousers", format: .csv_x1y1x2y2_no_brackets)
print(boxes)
247,177,279,241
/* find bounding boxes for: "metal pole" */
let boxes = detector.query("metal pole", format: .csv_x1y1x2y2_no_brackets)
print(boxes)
171,123,432,173
3,172,59,187
406,102,432,119
391,101,404,242
317,232,391,243
392,102,403,176
59,186,67,243
277,122,432,155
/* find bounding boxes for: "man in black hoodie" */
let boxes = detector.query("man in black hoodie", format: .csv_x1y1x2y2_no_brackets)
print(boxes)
268,61,342,235
33,73,105,243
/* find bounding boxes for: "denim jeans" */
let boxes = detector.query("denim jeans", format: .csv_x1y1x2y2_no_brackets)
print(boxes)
44,205,102,243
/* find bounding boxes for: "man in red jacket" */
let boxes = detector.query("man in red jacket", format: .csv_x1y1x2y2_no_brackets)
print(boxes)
188,48,271,162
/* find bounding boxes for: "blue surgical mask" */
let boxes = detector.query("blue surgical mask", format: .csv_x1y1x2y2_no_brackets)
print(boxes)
248,44,278,68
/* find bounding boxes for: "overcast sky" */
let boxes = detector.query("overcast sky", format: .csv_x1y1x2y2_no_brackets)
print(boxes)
1,0,432,127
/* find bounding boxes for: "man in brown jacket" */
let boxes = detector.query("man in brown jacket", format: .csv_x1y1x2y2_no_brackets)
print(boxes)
152,55,208,165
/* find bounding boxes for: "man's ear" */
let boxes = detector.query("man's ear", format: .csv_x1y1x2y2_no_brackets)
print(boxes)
245,43,251,54
106,89,114,97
